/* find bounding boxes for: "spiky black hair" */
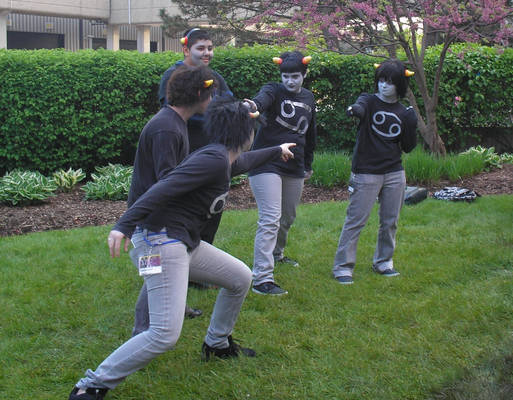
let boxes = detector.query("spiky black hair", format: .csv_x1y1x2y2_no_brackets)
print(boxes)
279,51,308,75
204,96,256,151
374,59,411,98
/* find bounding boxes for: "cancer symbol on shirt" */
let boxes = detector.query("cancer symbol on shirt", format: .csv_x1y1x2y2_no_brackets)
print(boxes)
275,100,311,135
371,111,402,138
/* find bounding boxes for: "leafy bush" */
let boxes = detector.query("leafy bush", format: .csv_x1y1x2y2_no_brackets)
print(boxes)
52,168,86,191
1,45,511,176
230,173,248,186
0,49,181,175
0,170,57,205
82,163,133,201
460,146,513,170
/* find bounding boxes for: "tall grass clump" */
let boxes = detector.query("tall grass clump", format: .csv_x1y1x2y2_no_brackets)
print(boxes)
403,147,443,184
310,151,352,187
438,151,486,181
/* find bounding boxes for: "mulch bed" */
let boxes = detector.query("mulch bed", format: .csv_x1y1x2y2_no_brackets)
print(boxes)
1,164,512,237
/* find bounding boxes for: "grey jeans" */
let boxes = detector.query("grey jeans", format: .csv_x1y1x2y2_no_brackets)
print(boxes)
76,230,252,390
250,173,304,286
333,170,406,278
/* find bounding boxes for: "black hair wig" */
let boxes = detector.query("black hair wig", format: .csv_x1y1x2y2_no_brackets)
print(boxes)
204,96,256,152
183,28,211,48
167,65,216,107
374,59,411,98
279,51,308,75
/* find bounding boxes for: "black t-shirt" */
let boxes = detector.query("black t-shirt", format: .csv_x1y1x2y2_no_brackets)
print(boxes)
115,144,282,250
158,61,233,152
351,93,417,174
127,107,188,207
249,83,316,178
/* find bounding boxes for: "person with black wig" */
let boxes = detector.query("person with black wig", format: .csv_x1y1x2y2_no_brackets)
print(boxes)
68,96,295,400
249,51,317,296
332,59,418,285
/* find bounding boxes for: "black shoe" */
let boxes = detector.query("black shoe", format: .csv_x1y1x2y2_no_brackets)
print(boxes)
185,305,203,319
335,275,354,285
252,281,288,295
274,256,299,267
372,266,400,277
202,335,256,361
69,387,108,400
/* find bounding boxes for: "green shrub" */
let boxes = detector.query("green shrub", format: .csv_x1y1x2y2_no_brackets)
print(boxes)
460,146,511,170
0,169,57,205
310,151,352,187
0,49,181,175
82,163,133,201
0,45,511,175
52,167,86,191
230,173,248,186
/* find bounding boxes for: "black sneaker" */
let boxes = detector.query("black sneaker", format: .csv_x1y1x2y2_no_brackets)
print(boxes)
335,275,354,285
185,305,203,319
69,387,108,400
202,335,256,361
252,282,288,295
373,266,400,277
274,256,299,267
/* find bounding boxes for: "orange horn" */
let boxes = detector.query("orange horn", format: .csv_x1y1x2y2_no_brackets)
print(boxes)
405,69,415,77
273,57,283,65
249,111,260,119
204,79,213,88
302,56,312,65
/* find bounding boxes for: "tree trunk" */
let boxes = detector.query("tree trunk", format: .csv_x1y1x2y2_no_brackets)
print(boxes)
417,111,447,156
407,90,447,156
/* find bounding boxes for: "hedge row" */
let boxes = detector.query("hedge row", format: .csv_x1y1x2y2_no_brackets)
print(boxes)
1,45,512,174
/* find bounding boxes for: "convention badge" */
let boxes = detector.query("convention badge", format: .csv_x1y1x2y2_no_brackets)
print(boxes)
138,253,162,276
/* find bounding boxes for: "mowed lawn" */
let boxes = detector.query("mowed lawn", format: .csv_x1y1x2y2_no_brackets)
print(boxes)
1,195,512,400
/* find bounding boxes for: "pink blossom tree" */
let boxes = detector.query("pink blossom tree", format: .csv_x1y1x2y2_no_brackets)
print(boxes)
164,0,513,154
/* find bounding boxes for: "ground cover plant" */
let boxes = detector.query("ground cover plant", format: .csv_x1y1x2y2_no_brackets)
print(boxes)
1,195,512,399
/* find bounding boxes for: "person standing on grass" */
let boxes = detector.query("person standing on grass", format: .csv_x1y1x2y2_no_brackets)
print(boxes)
332,59,417,285
249,51,317,296
128,64,216,333
132,28,231,329
68,96,296,400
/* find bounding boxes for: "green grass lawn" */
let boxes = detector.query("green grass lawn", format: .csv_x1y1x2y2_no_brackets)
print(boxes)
1,195,512,399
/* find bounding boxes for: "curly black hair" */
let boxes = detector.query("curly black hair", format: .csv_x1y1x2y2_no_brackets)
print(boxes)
166,65,216,107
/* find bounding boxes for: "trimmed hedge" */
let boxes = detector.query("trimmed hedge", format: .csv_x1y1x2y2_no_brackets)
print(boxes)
1,45,512,174
0,49,181,174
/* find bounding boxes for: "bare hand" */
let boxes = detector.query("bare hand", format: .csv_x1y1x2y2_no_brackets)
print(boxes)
242,99,258,112
279,143,296,161
304,170,313,180
108,230,130,258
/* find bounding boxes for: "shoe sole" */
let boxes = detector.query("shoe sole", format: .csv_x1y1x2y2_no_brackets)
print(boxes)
251,287,288,295
336,280,354,285
373,270,400,277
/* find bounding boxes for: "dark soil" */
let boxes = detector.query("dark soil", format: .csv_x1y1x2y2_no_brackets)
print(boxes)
1,164,512,237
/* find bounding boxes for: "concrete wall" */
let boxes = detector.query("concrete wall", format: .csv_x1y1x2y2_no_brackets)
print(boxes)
110,0,180,25
0,0,109,20
0,1,189,52
0,0,181,24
